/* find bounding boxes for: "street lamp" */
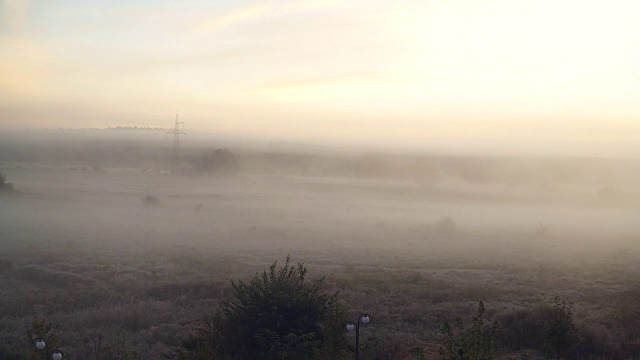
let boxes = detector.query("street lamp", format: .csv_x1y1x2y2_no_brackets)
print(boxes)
32,338,64,360
345,313,371,360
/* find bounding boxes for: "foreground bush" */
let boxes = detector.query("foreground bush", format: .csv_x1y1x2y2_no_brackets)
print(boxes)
181,256,349,360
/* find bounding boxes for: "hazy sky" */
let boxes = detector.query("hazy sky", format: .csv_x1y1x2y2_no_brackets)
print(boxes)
1,0,639,154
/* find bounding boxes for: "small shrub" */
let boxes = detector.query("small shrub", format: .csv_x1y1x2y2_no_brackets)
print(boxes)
436,216,456,235
143,195,161,207
440,301,499,360
545,296,577,360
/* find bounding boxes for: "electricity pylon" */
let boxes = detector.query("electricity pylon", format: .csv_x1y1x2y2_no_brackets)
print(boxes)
166,114,186,173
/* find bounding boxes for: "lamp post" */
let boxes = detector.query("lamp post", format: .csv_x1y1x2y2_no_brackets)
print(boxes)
32,338,64,360
345,313,371,360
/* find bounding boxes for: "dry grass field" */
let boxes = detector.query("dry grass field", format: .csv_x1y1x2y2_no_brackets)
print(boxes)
1,141,639,359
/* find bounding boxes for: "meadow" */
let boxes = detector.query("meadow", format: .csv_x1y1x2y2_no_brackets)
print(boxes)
0,134,639,359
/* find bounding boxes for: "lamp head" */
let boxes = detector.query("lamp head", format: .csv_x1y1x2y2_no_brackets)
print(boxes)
345,322,355,331
361,314,370,324
33,338,46,350
51,350,64,360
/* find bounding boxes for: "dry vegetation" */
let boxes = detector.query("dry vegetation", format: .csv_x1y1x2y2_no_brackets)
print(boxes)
0,131,639,359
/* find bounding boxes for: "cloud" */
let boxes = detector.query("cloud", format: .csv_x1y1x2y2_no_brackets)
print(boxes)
240,71,385,104
194,3,270,32
193,0,338,32
1,0,31,34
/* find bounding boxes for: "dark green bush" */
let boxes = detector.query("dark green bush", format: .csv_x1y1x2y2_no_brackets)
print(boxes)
182,256,348,360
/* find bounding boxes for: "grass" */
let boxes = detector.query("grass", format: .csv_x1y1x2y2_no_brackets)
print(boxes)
0,164,638,359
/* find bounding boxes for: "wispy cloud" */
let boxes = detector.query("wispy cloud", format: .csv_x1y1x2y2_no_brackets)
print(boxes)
241,71,384,101
193,0,338,32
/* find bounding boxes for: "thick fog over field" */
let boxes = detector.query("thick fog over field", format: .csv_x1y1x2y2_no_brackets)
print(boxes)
1,129,640,358
2,129,639,258
2,0,640,357
1,129,639,268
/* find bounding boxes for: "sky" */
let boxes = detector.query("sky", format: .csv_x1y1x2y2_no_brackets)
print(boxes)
1,0,639,155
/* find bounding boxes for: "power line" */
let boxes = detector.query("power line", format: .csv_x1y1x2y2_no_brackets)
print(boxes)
166,114,186,173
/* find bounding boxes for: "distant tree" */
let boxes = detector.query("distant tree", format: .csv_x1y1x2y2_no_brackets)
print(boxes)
198,148,239,175
545,296,577,360
182,256,348,360
0,171,14,192
440,301,499,360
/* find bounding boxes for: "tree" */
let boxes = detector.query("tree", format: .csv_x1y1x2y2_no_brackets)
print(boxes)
545,296,577,360
440,301,499,360
0,171,13,192
184,256,348,360
198,148,239,175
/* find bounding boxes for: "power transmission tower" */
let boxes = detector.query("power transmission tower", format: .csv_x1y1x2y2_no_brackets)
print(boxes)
166,114,186,173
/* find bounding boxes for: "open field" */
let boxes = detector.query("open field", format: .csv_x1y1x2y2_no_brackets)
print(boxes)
4,1,640,358
1,141,640,359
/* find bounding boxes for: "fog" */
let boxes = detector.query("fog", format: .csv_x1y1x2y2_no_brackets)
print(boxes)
1,129,639,358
